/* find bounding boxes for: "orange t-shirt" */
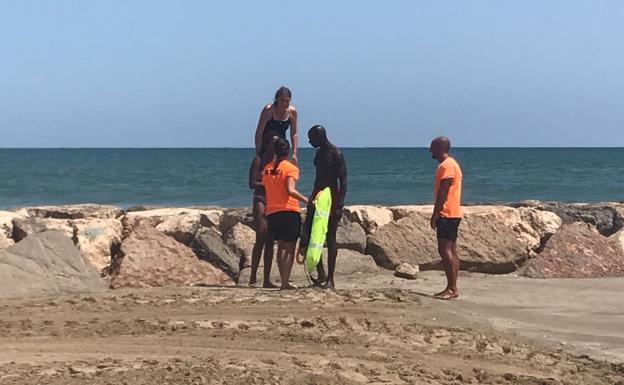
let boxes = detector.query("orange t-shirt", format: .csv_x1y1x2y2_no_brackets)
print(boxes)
262,160,301,215
434,157,463,218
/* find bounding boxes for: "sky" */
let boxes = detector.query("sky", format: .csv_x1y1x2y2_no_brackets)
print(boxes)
1,1,623,148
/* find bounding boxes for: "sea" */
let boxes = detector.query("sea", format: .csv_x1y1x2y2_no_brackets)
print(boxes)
0,148,622,209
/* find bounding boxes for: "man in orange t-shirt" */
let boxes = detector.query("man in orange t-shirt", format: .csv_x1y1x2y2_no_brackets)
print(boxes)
430,136,463,300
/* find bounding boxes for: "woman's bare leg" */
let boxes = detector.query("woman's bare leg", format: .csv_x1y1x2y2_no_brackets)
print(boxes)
280,241,297,290
249,201,267,285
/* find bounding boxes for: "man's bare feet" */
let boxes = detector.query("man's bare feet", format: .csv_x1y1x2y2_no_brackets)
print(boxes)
434,289,458,300
321,280,335,291
262,281,278,289
280,282,297,290
310,275,326,288
248,276,257,286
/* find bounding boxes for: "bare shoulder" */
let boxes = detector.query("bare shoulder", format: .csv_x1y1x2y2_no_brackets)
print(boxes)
289,105,297,115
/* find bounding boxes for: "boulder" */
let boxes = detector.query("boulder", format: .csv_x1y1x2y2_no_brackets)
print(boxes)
612,229,624,254
109,226,233,289
224,223,256,264
366,210,528,274
191,227,242,280
21,204,123,219
125,208,222,242
517,208,562,240
0,231,106,298
72,218,123,271
11,217,74,243
394,263,419,280
0,211,20,248
334,249,379,275
469,206,542,251
219,207,253,234
336,221,367,253
527,202,624,236
523,222,624,278
389,205,432,221
343,205,394,234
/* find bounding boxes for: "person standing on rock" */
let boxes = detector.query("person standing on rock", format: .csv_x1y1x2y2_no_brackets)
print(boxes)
262,138,308,290
254,87,298,164
430,136,463,300
300,125,347,290
248,130,280,286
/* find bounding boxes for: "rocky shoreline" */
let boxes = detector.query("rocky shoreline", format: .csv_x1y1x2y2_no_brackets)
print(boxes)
1,201,623,298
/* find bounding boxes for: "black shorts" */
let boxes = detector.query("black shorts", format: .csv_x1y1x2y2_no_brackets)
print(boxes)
436,218,461,241
267,211,301,242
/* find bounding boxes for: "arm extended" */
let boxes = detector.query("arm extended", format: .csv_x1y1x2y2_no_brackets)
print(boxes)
286,177,308,205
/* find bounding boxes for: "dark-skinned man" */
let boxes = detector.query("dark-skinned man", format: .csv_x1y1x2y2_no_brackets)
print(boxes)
429,136,463,300
301,125,347,290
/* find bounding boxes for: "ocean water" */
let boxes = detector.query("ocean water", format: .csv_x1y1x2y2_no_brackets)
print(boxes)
0,148,622,209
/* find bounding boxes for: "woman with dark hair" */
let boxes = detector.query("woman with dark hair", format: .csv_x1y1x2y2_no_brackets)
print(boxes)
254,86,298,164
248,130,280,287
262,138,308,290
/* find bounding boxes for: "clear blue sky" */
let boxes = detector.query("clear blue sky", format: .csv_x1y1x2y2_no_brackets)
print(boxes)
1,1,623,148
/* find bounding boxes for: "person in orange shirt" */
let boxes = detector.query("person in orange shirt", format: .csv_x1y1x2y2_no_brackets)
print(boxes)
430,136,463,300
262,138,308,290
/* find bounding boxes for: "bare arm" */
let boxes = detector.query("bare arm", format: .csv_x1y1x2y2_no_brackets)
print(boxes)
254,105,271,154
248,157,263,190
290,107,298,162
431,178,453,229
286,177,308,205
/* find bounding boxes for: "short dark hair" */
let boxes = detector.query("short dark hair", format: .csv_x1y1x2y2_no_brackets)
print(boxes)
259,130,279,155
273,137,290,159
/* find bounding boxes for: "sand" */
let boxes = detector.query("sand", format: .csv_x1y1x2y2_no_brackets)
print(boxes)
0,271,623,384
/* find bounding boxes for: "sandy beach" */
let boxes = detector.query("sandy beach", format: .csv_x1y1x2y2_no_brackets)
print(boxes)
1,271,623,384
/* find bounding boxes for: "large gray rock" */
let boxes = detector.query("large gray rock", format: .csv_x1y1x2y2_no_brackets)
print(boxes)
192,227,242,280
224,223,256,265
21,204,124,219
12,217,74,243
219,207,254,234
336,221,367,253
517,202,624,236
109,226,233,289
523,222,624,278
366,210,528,274
0,231,107,298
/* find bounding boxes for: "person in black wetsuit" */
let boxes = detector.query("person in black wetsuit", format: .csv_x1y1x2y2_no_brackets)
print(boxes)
301,125,347,290
254,87,299,164
248,130,280,287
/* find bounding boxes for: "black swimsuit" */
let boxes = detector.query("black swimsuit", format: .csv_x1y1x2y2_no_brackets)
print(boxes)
264,114,290,139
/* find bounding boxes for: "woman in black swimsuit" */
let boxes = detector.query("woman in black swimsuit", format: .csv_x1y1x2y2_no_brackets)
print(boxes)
254,87,298,164
248,130,279,287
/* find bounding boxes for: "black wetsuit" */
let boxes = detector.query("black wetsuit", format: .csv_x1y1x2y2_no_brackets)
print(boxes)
263,115,290,139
